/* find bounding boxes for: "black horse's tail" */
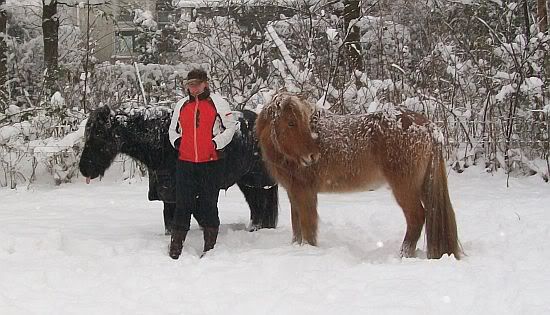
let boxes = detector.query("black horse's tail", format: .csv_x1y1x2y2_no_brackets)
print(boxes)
237,183,279,230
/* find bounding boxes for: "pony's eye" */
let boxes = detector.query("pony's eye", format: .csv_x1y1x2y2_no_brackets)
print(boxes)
288,121,296,127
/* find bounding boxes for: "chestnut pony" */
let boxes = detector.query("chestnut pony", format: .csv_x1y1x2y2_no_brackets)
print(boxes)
256,92,461,259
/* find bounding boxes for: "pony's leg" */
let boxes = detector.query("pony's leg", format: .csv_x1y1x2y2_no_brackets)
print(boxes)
286,187,302,243
288,186,318,246
389,183,425,258
290,204,302,244
236,182,279,230
163,202,176,235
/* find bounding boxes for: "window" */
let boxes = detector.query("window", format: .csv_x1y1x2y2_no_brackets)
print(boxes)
156,0,179,29
156,0,171,10
114,30,137,55
157,10,175,25
118,8,134,22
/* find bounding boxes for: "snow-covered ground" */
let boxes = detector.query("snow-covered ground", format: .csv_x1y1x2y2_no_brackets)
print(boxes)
1,167,549,314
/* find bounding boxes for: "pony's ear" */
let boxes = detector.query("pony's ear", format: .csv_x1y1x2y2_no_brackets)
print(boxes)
256,109,268,136
97,105,111,116
96,105,113,127
276,94,292,111
270,92,285,110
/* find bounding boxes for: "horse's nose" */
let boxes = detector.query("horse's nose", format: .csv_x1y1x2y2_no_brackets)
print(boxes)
301,153,320,166
307,152,320,163
311,152,320,162
79,163,89,177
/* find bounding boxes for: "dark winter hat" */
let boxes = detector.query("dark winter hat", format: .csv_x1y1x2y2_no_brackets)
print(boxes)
184,69,208,85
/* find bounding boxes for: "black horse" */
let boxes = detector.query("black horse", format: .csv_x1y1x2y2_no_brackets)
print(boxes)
79,105,278,234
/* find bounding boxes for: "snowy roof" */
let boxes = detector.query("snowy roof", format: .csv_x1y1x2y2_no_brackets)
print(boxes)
173,0,301,8
7,0,302,9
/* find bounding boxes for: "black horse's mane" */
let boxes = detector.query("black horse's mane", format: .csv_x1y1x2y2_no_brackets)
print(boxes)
101,105,176,170
113,106,172,146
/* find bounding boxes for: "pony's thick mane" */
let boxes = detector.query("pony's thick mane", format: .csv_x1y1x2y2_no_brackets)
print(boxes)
111,106,173,148
114,105,172,121
265,92,316,118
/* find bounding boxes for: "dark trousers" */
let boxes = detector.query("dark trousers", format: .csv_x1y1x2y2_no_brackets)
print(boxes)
172,159,222,231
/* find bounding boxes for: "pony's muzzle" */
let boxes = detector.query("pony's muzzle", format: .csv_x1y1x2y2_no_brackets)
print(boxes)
79,160,103,180
300,152,320,166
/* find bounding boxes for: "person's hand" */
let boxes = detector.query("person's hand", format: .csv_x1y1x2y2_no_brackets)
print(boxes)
175,138,181,150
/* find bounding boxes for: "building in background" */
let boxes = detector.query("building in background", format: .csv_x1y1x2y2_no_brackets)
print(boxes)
72,0,184,63
72,0,295,64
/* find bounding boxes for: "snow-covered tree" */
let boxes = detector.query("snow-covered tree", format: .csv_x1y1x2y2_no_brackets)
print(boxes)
134,9,159,65
0,0,6,110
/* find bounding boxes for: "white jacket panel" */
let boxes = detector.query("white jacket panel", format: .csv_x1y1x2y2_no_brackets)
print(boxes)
168,93,239,150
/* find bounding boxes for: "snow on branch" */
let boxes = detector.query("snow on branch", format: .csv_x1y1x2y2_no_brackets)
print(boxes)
266,23,310,92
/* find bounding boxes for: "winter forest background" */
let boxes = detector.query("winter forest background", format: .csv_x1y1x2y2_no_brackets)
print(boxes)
0,0,549,188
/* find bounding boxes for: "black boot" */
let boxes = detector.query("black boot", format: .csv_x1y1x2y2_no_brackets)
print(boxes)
169,229,187,260
202,227,219,254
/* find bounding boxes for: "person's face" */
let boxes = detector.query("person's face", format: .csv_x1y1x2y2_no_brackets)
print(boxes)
187,81,208,96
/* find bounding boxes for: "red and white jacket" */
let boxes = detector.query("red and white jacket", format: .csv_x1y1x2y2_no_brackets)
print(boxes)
169,90,238,162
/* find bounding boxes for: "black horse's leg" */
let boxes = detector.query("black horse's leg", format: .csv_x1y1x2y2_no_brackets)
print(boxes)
163,202,176,235
237,182,279,231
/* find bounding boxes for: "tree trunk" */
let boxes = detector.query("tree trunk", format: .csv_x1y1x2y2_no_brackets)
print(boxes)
523,0,530,39
42,0,59,93
537,0,548,32
343,0,363,75
522,0,532,78
0,0,7,110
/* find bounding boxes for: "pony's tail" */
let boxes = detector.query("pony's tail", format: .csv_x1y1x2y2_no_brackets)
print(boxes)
421,147,462,259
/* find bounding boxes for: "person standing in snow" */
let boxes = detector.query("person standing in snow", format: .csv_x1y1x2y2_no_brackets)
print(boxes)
168,68,238,259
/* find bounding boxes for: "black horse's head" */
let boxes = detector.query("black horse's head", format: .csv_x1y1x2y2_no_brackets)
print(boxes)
79,105,120,180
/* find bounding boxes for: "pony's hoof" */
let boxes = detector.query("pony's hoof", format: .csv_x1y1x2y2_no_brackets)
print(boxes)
169,230,187,259
164,228,171,236
169,246,182,260
169,252,180,260
400,245,417,258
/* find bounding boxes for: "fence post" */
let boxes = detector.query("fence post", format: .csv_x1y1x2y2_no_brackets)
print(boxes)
134,62,148,105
